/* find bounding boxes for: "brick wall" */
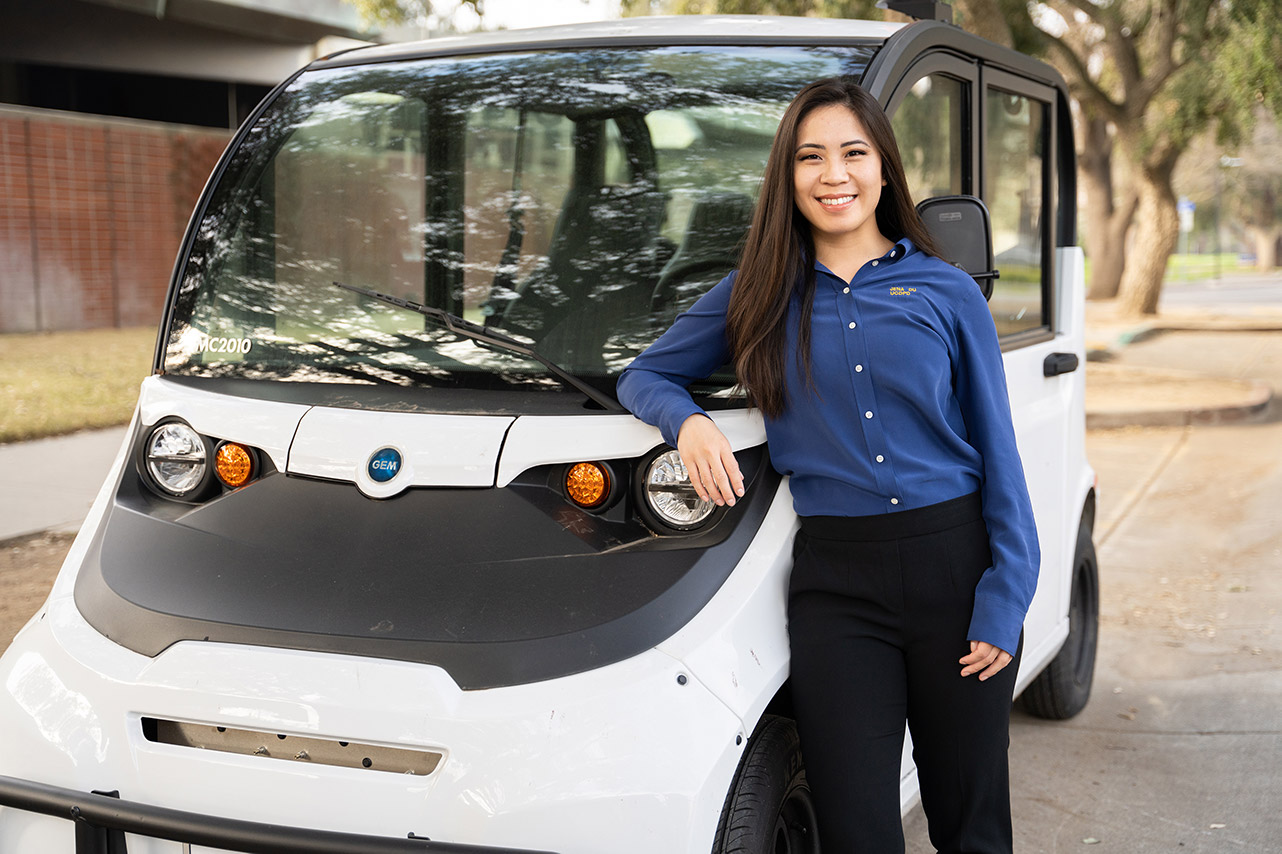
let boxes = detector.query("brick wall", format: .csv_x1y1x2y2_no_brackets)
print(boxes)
0,106,232,333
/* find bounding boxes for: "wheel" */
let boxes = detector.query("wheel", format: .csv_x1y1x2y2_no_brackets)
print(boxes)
712,715,820,854
1020,522,1099,719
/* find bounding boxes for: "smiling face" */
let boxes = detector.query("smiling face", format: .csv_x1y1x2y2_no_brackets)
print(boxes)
792,103,888,252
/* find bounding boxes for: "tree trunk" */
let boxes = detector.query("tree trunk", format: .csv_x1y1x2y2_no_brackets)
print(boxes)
1078,115,1136,301
1248,226,1281,270
1247,185,1279,270
1117,168,1179,316
1086,201,1136,300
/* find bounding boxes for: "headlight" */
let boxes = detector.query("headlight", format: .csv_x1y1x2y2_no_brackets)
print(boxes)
643,449,715,529
145,422,207,496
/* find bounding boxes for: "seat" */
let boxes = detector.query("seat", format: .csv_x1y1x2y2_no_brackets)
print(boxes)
502,181,673,372
650,191,754,325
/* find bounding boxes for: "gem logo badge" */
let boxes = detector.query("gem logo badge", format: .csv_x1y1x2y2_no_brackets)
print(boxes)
367,447,402,483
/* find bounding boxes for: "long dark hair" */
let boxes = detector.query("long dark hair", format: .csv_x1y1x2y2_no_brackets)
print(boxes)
726,77,942,418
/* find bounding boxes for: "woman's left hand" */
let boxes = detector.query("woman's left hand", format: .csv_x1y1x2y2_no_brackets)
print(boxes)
959,641,1012,681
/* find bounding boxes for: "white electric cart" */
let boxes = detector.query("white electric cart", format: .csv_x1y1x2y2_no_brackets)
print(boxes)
0,11,1097,854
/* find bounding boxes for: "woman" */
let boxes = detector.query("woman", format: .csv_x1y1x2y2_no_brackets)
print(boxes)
617,78,1039,852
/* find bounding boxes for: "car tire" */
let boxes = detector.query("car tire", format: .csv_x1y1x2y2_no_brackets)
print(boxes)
712,715,820,854
1020,522,1099,720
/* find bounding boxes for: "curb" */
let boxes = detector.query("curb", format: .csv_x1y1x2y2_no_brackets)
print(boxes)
1086,378,1273,429
0,520,84,547
1083,319,1276,429
1084,316,1282,362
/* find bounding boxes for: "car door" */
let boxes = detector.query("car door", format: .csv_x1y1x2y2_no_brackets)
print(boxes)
976,68,1071,667
884,54,1071,679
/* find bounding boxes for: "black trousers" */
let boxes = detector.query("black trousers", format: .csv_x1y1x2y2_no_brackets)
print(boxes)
788,492,1022,854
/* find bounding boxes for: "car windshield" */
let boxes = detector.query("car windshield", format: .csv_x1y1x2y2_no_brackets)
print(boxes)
163,44,876,403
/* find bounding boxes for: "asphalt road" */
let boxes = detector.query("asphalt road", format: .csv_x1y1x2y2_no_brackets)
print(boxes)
1161,274,1282,312
905,329,1282,853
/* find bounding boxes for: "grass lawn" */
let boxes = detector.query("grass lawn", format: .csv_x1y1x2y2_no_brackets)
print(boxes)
1163,253,1246,283
0,327,155,444
1082,253,1254,290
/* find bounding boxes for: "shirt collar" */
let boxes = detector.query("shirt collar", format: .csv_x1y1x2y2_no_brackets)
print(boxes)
810,237,916,277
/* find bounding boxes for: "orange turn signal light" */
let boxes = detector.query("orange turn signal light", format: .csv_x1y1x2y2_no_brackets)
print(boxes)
214,442,254,489
565,462,611,509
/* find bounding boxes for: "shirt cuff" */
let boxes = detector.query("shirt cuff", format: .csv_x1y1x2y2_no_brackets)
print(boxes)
967,594,1027,657
658,401,709,448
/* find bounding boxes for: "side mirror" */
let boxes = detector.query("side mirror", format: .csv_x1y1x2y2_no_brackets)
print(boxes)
915,195,999,301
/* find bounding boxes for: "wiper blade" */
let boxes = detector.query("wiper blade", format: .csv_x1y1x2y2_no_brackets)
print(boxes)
333,281,623,412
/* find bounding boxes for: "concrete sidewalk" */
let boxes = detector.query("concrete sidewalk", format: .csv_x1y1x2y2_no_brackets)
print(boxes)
1,299,1278,542
1084,299,1281,429
0,426,128,542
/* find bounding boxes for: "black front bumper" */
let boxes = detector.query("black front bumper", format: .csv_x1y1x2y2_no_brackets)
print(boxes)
0,775,559,854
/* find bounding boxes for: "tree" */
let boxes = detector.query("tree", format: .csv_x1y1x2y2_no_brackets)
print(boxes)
343,0,483,30
1235,112,1282,270
974,0,1281,314
1173,110,1281,271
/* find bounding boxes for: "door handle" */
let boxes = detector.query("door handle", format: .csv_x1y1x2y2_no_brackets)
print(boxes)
1043,352,1080,377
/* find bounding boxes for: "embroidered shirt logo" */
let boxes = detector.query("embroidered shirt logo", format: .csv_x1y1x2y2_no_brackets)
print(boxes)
888,286,917,296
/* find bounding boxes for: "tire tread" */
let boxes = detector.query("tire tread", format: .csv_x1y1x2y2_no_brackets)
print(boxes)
713,715,814,854
1021,528,1098,720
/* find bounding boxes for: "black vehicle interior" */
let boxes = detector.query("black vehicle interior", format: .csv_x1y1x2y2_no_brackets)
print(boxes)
650,190,753,327
485,112,753,388
501,180,673,370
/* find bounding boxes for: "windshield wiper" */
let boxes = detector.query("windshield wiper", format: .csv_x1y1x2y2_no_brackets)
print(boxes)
332,281,624,412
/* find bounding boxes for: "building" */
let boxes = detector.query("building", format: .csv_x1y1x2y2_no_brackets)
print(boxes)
0,0,375,332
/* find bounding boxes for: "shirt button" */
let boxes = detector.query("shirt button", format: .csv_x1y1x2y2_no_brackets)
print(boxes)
891,498,899,505
871,260,879,267
864,411,873,419
889,250,896,258
855,364,863,372
876,455,884,463
848,322,856,329
843,287,850,294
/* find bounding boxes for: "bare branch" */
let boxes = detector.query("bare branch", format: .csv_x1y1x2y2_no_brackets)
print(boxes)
1131,0,1184,109
1042,31,1123,123
1103,21,1143,100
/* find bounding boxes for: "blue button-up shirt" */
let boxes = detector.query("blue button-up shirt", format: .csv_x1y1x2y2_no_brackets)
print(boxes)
617,239,1039,654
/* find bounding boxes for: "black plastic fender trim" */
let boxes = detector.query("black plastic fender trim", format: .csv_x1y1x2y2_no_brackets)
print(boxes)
74,417,782,690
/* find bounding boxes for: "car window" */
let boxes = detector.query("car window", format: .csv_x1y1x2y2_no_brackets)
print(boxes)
463,107,575,320
164,45,877,397
892,72,966,200
603,118,633,187
271,93,430,347
985,85,1048,337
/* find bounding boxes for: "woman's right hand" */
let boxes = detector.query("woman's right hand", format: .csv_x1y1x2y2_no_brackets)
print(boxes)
676,414,745,507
